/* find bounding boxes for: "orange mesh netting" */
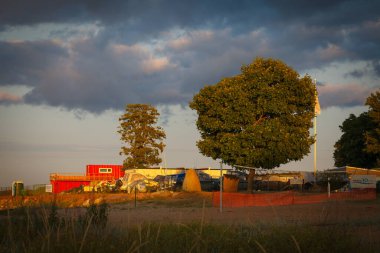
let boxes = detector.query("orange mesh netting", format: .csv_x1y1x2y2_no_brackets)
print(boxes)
212,189,376,207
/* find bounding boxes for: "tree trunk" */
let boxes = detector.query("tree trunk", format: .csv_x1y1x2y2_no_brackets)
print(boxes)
247,169,255,193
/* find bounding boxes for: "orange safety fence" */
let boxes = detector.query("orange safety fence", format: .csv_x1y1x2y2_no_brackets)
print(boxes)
212,189,377,207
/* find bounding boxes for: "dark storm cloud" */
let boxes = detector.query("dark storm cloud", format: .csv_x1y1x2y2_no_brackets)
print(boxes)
266,0,380,27
317,84,378,108
0,0,265,34
373,61,380,77
0,0,87,28
3,0,379,32
345,60,380,80
16,38,189,112
0,0,379,112
346,70,365,79
0,40,68,85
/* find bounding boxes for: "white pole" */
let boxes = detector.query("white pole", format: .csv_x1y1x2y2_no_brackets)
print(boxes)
314,78,318,181
220,161,223,213
314,115,317,179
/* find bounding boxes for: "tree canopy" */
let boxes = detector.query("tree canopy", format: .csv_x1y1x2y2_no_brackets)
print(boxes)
333,112,378,168
365,91,380,156
118,104,166,169
189,58,316,169
333,91,380,168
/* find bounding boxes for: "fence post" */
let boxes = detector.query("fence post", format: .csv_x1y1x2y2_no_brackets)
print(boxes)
219,161,223,213
327,177,331,198
134,185,137,208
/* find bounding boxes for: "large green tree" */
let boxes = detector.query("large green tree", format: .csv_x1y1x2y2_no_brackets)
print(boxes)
118,104,166,169
365,91,380,157
334,112,378,168
189,58,316,170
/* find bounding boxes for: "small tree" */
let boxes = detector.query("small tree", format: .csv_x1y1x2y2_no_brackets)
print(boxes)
118,104,166,169
190,58,316,191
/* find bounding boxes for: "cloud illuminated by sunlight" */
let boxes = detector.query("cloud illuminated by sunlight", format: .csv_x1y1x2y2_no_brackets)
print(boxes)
0,91,22,103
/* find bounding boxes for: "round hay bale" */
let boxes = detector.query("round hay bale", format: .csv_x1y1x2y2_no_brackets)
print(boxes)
223,175,239,192
182,169,201,192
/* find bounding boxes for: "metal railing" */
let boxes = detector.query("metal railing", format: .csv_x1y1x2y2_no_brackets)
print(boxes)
0,184,46,194
49,173,116,181
0,187,11,192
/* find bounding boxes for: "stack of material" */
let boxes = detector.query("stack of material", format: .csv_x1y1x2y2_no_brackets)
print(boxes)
182,169,201,192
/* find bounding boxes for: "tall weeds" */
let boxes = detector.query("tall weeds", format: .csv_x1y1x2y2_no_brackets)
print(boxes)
0,201,379,253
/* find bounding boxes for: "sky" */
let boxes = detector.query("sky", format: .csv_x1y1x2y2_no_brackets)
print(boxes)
0,0,379,186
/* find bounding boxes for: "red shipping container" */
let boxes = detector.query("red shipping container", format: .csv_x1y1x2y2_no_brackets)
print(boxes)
49,165,125,193
51,180,90,193
86,164,124,179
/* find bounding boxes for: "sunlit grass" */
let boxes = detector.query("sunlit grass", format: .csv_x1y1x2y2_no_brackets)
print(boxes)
1,199,379,253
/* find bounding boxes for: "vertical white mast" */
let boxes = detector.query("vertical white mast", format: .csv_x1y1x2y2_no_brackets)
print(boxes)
314,78,320,180
314,109,317,179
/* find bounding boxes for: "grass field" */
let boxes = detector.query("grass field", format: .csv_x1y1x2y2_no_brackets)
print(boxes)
1,191,379,252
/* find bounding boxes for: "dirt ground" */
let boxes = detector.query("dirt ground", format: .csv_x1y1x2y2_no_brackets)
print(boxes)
2,191,380,230
39,191,380,237
106,192,380,227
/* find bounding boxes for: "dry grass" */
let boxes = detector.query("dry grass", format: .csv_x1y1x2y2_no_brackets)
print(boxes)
0,192,379,252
